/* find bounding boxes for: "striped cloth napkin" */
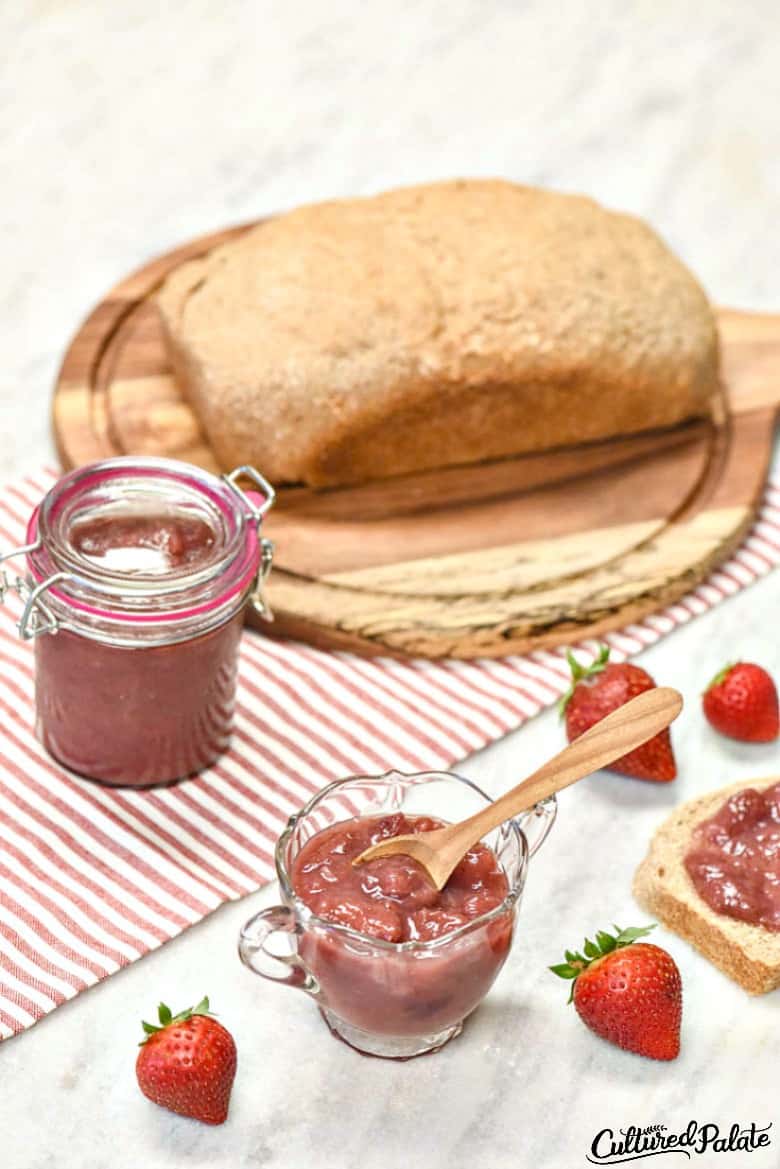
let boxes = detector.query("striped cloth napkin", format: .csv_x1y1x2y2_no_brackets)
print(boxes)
0,469,778,1040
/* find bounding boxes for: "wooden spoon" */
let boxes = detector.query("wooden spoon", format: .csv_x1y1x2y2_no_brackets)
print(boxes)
353,686,682,889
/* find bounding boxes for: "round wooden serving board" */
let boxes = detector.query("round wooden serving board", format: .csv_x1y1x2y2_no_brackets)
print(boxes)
53,223,780,659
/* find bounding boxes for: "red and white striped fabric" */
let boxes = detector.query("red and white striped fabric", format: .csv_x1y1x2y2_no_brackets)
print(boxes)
0,469,778,1040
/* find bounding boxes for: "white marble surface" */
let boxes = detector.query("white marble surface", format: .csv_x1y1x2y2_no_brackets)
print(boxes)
2,2,780,1167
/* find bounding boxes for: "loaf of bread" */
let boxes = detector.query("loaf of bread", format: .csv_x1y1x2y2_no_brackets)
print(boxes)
634,777,780,994
157,180,719,488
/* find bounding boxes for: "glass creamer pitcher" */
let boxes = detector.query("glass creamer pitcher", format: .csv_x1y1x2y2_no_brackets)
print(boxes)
239,769,556,1059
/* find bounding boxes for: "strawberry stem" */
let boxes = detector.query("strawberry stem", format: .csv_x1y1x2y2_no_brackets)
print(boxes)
558,645,611,717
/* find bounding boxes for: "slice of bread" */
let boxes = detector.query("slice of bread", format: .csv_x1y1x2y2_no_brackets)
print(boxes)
634,776,780,994
157,179,719,488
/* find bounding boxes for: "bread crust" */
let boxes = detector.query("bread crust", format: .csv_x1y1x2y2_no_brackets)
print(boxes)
633,777,780,994
157,179,719,487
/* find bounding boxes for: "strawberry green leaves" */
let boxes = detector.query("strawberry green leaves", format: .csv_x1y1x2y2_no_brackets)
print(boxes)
139,996,213,1045
550,924,656,1001
558,645,610,716
704,662,735,694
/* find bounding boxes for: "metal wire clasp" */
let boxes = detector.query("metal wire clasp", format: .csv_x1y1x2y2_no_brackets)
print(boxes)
222,465,276,623
223,465,276,521
251,537,275,622
0,541,68,640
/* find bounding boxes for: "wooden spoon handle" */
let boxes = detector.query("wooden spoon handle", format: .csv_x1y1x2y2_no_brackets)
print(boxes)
449,687,682,855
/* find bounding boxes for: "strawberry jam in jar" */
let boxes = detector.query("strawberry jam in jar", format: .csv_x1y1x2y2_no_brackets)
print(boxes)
1,458,274,787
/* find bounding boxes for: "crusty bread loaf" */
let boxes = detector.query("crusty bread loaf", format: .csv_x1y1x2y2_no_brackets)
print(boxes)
634,777,780,994
157,179,719,487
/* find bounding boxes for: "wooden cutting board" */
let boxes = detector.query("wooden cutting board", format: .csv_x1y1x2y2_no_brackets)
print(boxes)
53,223,780,658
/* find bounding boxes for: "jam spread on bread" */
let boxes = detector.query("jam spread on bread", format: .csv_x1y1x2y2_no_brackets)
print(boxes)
684,783,780,930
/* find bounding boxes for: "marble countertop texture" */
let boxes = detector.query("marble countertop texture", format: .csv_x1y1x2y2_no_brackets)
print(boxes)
1,2,779,1167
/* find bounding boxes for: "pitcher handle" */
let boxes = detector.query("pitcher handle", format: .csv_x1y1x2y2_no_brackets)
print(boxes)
238,905,319,997
517,795,557,858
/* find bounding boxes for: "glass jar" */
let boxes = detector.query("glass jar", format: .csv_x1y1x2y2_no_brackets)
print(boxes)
0,457,275,787
239,769,557,1059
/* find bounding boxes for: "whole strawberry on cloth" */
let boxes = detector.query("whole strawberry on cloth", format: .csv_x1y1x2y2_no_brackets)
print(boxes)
702,662,779,743
560,646,677,781
136,997,237,1125
550,924,682,1061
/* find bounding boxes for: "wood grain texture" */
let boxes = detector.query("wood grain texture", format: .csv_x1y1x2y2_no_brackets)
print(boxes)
53,224,780,659
356,687,682,887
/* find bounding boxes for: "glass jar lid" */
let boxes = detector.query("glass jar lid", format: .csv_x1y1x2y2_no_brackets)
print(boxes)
19,458,274,645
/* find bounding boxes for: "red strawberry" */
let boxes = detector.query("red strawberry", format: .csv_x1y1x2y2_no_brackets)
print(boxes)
550,924,681,1061
560,646,676,781
136,997,237,1125
702,662,779,743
